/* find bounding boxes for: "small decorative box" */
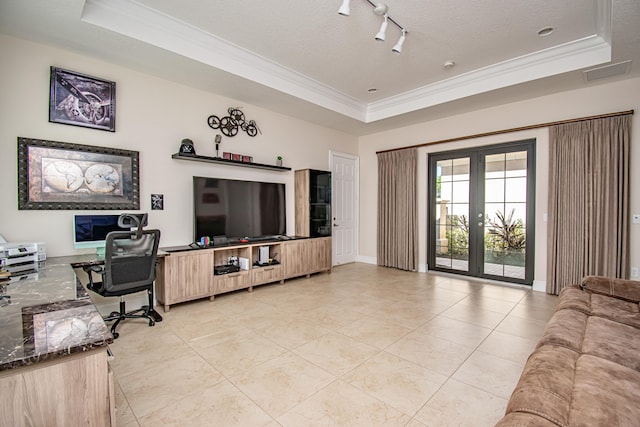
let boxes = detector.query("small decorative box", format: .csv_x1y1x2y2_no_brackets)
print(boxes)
242,155,253,163
232,154,242,161
223,152,232,160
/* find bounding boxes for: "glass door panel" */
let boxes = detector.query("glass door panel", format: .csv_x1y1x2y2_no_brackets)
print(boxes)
434,158,470,272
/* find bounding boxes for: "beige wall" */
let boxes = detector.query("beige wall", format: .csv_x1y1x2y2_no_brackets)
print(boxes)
358,76,640,289
0,35,358,256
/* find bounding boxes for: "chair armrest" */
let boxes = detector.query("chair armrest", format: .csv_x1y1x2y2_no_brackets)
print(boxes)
580,275,640,303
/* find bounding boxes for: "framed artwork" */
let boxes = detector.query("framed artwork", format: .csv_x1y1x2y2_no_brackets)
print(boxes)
17,137,139,210
49,66,116,132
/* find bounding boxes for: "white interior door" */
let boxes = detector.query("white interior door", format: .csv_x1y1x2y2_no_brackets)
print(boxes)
330,151,358,265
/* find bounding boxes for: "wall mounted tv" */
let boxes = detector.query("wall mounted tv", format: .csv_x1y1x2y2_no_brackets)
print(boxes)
193,176,286,242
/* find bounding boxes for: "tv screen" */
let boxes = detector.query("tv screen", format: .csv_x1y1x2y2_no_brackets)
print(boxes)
193,176,286,241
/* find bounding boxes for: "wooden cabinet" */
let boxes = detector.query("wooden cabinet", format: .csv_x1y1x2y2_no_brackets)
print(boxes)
156,238,330,311
0,349,113,426
283,237,331,279
295,169,332,238
156,249,214,312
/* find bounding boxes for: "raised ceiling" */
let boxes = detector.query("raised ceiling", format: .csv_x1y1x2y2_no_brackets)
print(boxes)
0,0,638,135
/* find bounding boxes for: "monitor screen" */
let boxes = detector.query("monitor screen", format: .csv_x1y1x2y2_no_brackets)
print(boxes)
73,213,147,256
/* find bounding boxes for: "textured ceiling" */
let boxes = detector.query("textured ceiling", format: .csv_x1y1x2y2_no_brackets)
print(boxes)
0,0,638,135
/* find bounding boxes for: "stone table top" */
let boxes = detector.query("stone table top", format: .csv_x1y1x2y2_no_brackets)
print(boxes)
0,255,112,371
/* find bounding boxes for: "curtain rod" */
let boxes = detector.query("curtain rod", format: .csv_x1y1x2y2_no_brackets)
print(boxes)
376,109,635,154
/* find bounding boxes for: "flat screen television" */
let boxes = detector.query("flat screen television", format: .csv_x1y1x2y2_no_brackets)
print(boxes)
73,213,148,257
193,176,286,242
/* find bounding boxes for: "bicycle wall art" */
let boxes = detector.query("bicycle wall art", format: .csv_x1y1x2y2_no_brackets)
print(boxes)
49,66,116,132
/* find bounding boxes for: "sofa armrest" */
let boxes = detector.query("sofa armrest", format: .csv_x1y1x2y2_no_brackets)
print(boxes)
580,275,640,303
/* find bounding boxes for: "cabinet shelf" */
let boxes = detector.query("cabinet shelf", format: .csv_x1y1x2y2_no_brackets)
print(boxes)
172,153,291,171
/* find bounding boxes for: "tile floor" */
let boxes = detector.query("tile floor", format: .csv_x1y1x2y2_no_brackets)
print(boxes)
94,263,558,427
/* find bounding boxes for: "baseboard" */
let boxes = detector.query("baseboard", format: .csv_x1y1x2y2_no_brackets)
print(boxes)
356,255,376,265
532,280,546,293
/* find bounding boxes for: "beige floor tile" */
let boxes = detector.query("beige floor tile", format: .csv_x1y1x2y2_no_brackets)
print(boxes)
230,352,335,417
495,314,550,340
414,379,508,426
509,302,557,322
343,351,448,416
293,332,379,376
338,314,413,349
298,304,369,329
138,379,274,426
452,350,525,399
190,329,287,377
478,330,539,364
416,315,492,348
108,325,192,377
253,317,332,349
114,379,138,427
385,331,475,376
278,380,411,426
440,303,507,329
456,293,520,314
118,353,225,418
472,284,529,302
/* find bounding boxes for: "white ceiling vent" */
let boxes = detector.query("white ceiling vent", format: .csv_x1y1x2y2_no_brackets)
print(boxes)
583,60,632,82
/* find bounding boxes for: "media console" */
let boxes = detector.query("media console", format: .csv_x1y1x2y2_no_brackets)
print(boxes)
155,237,331,312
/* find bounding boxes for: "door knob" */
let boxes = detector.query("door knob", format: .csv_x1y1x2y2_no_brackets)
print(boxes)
478,222,483,227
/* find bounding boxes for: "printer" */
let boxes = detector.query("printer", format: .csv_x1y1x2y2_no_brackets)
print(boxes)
0,242,46,274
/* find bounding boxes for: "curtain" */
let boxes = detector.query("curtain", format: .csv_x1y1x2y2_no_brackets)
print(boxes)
377,149,418,271
547,115,631,294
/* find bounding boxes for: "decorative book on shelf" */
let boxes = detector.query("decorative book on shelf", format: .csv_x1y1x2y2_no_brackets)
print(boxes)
172,153,291,172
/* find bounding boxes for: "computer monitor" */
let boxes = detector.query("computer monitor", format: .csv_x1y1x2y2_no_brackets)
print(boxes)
73,213,148,258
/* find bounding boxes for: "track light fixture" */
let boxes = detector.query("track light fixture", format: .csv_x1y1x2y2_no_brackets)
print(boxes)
392,29,406,54
337,0,407,54
375,14,388,41
338,0,350,16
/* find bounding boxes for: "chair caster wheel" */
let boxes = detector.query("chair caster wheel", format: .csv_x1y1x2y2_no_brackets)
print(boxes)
149,320,155,327
112,332,119,339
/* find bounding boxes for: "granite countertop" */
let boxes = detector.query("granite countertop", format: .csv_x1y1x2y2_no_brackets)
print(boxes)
0,255,113,371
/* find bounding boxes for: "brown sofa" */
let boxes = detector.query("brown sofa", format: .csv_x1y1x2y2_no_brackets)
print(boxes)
496,276,640,426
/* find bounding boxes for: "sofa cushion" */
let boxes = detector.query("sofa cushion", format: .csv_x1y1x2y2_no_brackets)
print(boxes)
537,308,587,353
581,275,640,303
569,354,640,426
556,285,640,329
503,345,579,427
582,315,640,371
495,412,560,426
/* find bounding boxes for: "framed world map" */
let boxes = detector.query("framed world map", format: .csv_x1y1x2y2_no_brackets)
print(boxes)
17,137,139,210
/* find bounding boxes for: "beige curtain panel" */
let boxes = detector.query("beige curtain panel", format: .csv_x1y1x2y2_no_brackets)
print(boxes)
377,149,418,271
547,115,631,294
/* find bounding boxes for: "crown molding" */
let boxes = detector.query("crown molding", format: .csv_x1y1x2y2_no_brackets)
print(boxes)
82,0,366,121
82,0,612,124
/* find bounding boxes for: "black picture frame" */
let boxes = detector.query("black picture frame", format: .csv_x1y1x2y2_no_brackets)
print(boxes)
49,66,116,132
17,137,139,210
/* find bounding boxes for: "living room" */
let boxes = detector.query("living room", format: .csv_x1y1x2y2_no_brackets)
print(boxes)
0,1,639,426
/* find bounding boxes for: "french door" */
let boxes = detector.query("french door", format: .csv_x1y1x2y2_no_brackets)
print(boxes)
428,140,535,285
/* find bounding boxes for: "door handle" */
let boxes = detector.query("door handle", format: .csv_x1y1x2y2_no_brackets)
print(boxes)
333,223,338,227
478,222,483,227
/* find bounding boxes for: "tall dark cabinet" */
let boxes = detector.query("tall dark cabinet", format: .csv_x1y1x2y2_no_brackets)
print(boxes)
295,169,331,237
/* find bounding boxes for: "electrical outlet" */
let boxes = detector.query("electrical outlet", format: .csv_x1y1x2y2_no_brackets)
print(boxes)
633,214,640,224
631,267,639,278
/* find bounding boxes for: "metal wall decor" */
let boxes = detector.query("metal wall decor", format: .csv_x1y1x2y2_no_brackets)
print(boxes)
207,107,260,137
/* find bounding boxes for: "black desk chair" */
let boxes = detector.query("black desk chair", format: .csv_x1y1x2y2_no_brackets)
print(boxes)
83,214,162,339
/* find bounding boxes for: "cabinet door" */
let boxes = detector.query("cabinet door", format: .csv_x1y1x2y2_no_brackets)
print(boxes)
310,237,332,272
161,251,213,304
284,240,311,278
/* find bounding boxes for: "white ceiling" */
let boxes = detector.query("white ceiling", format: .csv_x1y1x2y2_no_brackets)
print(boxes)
0,0,639,135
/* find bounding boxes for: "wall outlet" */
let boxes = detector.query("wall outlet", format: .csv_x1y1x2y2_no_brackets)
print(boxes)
631,267,639,278
633,214,640,224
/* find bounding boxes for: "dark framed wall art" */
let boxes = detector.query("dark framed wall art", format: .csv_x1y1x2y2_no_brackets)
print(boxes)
18,137,139,210
49,66,116,132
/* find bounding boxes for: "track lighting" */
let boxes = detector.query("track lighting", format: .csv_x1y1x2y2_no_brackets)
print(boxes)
392,29,406,54
338,0,350,16
375,14,388,41
337,0,407,54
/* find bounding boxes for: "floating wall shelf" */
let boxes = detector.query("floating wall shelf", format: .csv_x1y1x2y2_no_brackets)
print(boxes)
172,153,291,172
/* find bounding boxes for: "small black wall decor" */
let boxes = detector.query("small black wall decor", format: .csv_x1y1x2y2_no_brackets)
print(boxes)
207,107,260,137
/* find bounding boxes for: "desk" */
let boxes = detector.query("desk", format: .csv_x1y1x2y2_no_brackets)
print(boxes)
0,255,114,426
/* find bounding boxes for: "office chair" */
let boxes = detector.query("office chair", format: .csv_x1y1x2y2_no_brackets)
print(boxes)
84,213,162,339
